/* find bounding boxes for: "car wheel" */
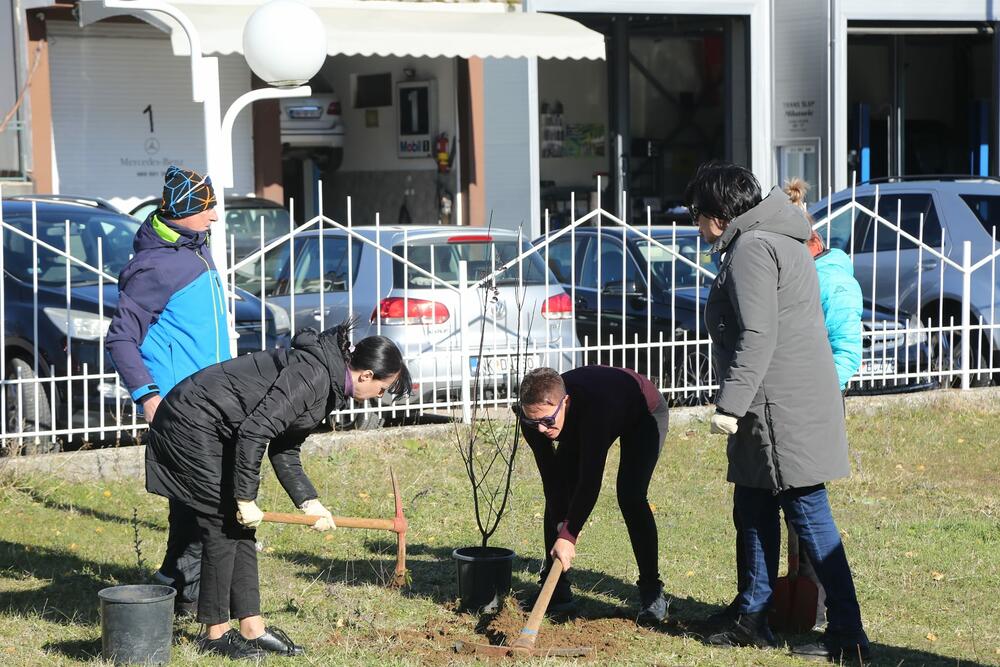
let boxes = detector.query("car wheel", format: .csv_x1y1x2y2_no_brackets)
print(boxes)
671,345,715,407
3,356,59,455
331,399,384,431
928,330,993,388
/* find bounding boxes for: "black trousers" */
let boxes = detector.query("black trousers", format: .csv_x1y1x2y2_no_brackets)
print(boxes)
193,505,261,625
543,397,669,591
158,499,202,604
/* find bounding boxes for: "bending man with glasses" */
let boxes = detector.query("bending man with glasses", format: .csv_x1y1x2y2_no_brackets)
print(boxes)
517,366,670,624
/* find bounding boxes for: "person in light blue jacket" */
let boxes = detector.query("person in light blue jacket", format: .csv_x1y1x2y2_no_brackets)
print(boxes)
791,178,864,392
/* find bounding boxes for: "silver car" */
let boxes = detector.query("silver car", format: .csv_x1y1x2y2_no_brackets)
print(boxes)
811,178,1000,385
267,226,578,425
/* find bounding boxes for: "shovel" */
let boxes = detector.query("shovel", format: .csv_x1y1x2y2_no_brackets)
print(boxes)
453,560,593,658
769,521,820,633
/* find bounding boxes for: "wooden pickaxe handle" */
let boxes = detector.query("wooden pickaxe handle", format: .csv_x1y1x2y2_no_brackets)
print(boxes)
259,469,409,588
511,559,564,651
261,512,397,532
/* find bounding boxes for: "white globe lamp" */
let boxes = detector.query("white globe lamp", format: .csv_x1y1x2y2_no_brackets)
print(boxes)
243,0,327,88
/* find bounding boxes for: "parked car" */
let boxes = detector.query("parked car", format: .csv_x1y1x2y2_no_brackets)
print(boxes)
1,198,289,453
130,196,292,297
810,177,1000,386
280,92,344,171
533,225,936,404
268,226,578,429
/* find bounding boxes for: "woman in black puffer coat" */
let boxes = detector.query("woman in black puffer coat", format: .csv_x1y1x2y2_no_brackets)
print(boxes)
145,324,410,660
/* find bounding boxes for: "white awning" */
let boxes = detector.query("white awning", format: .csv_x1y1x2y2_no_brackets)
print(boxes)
82,1,605,61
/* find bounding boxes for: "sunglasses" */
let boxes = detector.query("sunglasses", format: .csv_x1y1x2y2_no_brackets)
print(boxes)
689,204,705,219
517,396,566,429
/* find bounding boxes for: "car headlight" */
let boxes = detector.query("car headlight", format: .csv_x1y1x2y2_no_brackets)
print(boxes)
43,307,110,341
905,315,927,345
266,301,291,334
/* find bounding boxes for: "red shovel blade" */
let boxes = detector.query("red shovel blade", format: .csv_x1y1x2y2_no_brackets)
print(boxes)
770,575,819,633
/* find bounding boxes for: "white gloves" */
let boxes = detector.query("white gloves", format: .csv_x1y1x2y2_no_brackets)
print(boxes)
300,498,336,532
710,412,739,435
236,499,264,528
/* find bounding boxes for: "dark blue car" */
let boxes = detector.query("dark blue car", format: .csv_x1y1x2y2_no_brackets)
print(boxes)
1,197,289,453
533,226,936,405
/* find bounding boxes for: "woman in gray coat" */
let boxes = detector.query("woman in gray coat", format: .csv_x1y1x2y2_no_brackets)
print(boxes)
688,162,870,662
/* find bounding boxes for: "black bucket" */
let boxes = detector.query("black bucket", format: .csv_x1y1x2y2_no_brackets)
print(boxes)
98,584,175,665
452,546,515,613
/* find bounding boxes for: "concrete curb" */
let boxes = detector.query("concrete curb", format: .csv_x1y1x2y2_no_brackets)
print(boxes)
1,386,997,483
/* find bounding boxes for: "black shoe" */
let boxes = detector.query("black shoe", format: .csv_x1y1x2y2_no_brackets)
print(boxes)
521,572,576,615
702,596,739,629
705,611,777,649
244,626,305,656
174,598,198,619
791,631,871,663
637,582,669,625
198,630,267,661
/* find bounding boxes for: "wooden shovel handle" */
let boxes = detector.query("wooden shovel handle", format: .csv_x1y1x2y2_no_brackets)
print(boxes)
511,559,564,650
262,512,396,532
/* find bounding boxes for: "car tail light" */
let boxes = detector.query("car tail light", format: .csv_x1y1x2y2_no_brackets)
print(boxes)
326,101,341,115
447,235,492,244
370,297,450,325
541,293,572,320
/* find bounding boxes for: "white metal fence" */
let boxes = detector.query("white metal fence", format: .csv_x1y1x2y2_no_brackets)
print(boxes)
2,181,999,452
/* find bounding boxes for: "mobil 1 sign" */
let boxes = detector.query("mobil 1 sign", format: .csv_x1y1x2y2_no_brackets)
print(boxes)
397,80,436,158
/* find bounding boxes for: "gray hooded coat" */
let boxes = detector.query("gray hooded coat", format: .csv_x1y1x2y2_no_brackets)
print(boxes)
705,187,850,490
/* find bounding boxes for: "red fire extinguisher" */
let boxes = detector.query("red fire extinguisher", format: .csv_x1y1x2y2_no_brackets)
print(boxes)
435,132,450,173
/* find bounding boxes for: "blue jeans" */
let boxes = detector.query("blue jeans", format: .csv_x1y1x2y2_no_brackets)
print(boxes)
733,484,864,635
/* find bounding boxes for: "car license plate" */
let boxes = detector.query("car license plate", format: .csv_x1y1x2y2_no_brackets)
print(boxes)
860,359,895,375
470,354,540,376
288,106,322,119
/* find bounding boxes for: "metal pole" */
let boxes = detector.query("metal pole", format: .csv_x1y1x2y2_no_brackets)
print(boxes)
458,260,471,424
961,240,972,391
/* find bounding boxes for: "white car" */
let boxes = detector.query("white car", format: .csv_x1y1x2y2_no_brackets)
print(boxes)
280,93,345,170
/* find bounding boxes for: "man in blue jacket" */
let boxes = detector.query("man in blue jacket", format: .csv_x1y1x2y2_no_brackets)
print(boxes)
106,165,230,616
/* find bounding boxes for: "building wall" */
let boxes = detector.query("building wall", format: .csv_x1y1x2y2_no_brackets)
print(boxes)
483,58,533,232
0,1,21,177
772,0,827,195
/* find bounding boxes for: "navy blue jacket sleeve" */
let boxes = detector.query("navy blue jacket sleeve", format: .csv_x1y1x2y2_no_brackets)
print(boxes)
106,263,172,402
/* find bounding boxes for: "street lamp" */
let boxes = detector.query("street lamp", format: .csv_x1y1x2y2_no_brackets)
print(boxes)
92,0,326,354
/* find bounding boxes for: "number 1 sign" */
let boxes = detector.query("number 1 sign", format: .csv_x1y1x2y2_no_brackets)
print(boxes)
397,79,436,158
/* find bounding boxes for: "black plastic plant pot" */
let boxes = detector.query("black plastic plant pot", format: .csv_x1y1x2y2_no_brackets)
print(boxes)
452,546,516,614
98,584,175,665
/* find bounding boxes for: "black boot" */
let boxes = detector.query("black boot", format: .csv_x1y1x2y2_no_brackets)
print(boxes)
197,630,267,661
702,595,740,629
244,626,305,656
705,611,777,649
521,568,576,615
637,581,669,625
791,630,871,663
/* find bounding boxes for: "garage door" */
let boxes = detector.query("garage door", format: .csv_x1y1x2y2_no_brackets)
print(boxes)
47,21,254,211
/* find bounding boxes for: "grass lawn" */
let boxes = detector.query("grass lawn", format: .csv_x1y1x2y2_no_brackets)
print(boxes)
1,392,998,666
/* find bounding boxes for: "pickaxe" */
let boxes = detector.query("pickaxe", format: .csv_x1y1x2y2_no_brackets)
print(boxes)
453,560,593,658
261,468,408,587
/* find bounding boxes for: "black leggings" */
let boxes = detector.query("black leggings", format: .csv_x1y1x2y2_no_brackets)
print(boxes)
544,398,669,590
194,506,261,625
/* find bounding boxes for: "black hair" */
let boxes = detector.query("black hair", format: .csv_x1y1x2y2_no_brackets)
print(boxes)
346,334,412,398
518,367,565,406
684,161,762,222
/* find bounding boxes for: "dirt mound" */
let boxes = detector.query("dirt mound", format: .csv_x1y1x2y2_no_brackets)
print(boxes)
479,605,644,655
326,605,666,661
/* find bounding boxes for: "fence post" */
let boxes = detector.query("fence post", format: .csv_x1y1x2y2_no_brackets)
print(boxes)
961,241,972,391
458,260,472,424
